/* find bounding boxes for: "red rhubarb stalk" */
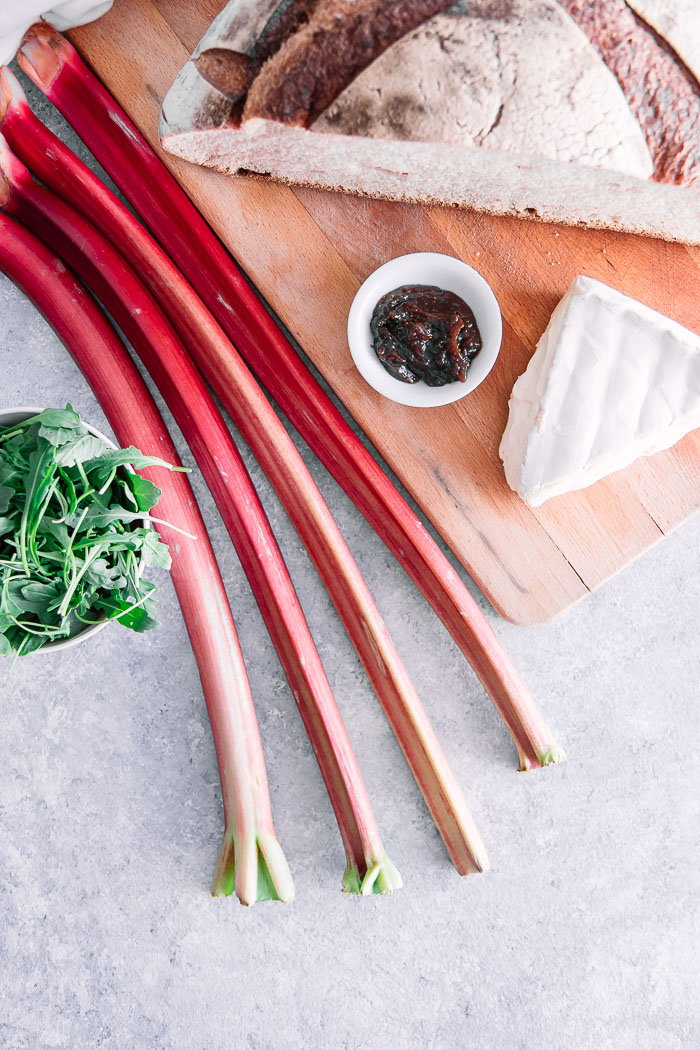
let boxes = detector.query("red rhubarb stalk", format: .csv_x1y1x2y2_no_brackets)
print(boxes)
0,136,401,895
17,25,563,771
0,210,292,905
0,67,487,876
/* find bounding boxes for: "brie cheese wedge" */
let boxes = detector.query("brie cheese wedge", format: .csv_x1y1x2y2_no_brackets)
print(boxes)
499,275,700,506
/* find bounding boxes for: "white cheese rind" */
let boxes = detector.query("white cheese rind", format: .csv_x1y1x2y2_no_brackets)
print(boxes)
499,276,700,506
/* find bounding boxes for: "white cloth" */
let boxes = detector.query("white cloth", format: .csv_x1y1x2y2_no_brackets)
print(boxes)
0,2,112,64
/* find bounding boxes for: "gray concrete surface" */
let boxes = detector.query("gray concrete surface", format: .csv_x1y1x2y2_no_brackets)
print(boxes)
0,72,698,1050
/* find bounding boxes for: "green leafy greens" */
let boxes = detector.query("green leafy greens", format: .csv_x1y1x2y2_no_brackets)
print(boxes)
0,406,183,660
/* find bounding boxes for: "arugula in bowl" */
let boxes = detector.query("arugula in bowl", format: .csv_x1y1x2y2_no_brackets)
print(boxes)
0,405,184,659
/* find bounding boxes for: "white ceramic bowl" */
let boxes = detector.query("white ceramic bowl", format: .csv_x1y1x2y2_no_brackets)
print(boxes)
0,406,117,654
347,252,502,408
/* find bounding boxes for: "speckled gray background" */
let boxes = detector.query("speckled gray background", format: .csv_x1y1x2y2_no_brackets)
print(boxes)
0,70,698,1050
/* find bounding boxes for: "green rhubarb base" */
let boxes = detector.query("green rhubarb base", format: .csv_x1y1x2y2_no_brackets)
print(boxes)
342,854,403,896
210,831,295,905
538,744,567,767
518,741,567,771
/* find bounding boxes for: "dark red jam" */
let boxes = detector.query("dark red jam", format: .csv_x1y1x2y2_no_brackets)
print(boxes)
369,284,482,387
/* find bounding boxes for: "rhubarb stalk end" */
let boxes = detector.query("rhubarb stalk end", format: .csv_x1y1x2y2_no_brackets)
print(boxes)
0,67,14,122
517,741,567,772
211,831,295,905
538,743,567,767
342,854,402,896
17,23,66,90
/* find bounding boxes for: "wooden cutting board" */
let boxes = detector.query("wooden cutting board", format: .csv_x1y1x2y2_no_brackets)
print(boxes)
68,0,700,625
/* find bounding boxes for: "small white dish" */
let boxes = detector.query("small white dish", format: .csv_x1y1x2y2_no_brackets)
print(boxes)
347,252,502,408
0,406,117,653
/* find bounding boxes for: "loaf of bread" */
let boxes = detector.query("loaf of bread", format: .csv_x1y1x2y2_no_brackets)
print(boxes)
159,0,700,243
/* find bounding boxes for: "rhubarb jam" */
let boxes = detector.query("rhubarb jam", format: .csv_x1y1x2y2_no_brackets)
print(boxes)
369,284,482,386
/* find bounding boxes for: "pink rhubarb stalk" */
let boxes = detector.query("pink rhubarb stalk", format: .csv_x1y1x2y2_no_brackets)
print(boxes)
17,24,563,771
0,66,487,876
0,135,401,895
0,210,293,905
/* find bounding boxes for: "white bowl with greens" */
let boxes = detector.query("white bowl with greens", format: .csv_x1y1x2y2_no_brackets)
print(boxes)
0,405,177,660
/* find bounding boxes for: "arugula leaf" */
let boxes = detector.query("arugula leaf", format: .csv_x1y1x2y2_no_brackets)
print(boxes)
138,529,172,570
4,578,61,616
15,631,53,656
38,407,84,448
94,591,160,632
1,437,31,469
0,463,21,488
36,518,71,549
83,557,127,590
124,473,162,512
84,446,187,482
19,581,63,608
19,445,57,576
72,534,144,555
0,485,14,514
31,406,82,431
1,580,25,619
117,477,138,510
80,506,150,531
55,433,113,467
0,406,80,449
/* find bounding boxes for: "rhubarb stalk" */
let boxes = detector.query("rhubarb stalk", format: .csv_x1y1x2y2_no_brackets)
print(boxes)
0,135,401,894
0,67,487,876
0,210,293,905
17,24,563,770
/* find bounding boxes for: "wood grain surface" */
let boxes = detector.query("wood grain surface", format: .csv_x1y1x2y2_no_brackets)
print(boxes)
68,0,700,625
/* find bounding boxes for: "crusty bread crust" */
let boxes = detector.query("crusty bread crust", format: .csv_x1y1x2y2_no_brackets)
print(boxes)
195,0,319,114
242,0,459,126
194,48,250,103
559,0,700,184
626,0,700,90
187,0,317,121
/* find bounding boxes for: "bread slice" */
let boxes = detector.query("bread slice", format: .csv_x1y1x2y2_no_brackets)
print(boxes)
159,0,700,244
